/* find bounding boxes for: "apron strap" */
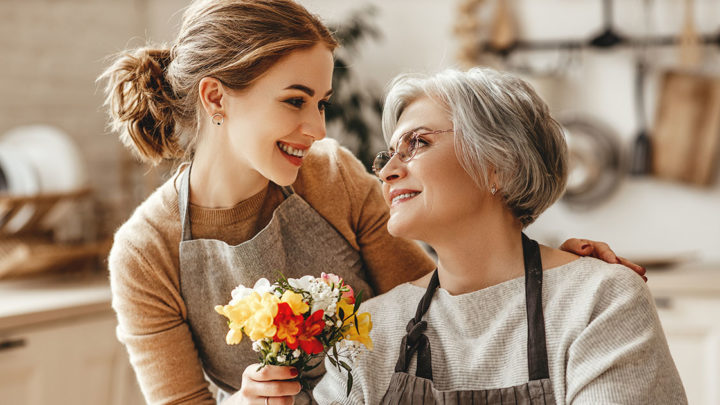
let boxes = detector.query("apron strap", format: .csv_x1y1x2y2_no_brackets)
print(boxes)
280,185,295,198
522,233,550,380
393,269,439,380
178,163,193,242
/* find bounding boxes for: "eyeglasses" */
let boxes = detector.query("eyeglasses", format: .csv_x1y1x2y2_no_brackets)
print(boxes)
372,128,453,176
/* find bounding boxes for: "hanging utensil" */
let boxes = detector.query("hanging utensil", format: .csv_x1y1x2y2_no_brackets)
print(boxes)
630,60,652,175
678,0,701,68
589,0,624,48
630,0,653,175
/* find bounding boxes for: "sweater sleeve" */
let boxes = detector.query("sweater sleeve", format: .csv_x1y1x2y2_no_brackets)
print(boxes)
564,268,687,404
332,143,436,294
109,222,216,405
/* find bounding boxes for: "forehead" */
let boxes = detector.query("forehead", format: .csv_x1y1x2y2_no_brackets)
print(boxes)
252,44,334,93
390,96,451,144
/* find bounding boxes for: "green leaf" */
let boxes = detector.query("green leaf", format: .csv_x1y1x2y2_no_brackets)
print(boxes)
339,360,352,372
354,314,360,333
327,355,338,367
338,307,345,321
346,371,354,397
354,290,364,313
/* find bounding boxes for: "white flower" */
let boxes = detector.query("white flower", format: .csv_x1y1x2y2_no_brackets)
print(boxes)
293,349,302,358
277,355,286,363
288,275,314,291
229,278,274,305
252,341,262,352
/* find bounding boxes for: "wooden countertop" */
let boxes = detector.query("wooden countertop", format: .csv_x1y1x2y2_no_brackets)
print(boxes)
0,271,112,331
645,261,720,297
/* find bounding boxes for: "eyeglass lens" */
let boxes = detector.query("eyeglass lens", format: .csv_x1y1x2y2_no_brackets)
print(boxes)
372,132,418,174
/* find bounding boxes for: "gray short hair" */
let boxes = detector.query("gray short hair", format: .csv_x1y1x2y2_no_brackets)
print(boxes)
381,67,567,226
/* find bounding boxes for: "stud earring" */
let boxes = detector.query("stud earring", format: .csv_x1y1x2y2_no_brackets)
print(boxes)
490,184,497,195
211,113,224,126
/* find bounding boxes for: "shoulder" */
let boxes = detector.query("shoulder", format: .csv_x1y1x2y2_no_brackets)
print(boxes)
544,257,652,319
298,138,378,195
109,177,180,284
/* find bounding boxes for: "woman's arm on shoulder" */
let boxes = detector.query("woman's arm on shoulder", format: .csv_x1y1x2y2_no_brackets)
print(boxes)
560,238,646,280
564,265,687,404
110,226,215,404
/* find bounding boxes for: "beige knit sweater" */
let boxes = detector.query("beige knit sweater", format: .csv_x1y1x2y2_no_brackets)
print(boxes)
314,257,687,404
108,139,436,404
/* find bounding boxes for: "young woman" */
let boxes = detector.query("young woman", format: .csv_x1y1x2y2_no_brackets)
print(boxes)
100,1,643,403
314,68,685,404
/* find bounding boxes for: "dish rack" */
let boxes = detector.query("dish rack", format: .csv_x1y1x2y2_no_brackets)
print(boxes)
0,188,110,279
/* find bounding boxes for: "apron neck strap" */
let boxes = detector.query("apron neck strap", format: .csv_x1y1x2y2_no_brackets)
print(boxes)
522,233,550,380
178,163,193,242
393,233,550,382
280,185,295,198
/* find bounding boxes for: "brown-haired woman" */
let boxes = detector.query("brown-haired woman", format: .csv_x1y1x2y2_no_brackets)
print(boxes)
99,0,644,403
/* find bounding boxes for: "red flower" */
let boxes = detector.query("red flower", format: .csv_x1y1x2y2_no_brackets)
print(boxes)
297,310,325,354
273,302,304,349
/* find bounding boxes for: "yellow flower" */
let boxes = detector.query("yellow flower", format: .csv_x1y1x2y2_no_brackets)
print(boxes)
280,290,309,316
215,292,279,343
244,292,279,341
338,299,373,350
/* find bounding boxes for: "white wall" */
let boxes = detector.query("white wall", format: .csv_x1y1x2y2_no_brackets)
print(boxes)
300,0,720,263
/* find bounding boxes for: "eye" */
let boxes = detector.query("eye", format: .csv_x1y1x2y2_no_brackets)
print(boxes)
318,100,331,112
283,97,305,108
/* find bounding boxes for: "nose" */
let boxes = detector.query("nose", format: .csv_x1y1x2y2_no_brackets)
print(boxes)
300,109,326,141
378,153,406,183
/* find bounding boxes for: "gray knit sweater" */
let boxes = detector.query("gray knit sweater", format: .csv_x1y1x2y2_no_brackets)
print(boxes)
314,257,687,404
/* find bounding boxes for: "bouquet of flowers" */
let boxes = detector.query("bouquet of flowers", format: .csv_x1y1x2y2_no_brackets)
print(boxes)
214,272,373,395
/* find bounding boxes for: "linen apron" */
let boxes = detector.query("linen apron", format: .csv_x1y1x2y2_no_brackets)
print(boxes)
381,233,556,405
176,165,372,403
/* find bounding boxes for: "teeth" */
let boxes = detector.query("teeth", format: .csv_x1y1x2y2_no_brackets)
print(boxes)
278,142,307,158
392,192,419,204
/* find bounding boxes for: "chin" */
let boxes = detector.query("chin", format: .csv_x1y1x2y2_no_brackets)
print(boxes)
387,214,422,240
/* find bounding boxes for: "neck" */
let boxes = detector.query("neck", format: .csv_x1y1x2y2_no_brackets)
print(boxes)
429,205,524,295
189,134,268,208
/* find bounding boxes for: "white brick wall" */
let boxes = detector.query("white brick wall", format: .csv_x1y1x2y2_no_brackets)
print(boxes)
0,0,169,238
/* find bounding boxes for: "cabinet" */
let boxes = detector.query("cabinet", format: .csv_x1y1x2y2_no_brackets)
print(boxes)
648,264,720,405
0,275,144,405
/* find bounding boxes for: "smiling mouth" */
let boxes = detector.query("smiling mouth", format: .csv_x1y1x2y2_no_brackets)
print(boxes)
277,142,308,158
391,192,420,205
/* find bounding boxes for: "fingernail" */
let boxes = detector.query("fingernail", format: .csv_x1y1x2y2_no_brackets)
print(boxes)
290,368,298,377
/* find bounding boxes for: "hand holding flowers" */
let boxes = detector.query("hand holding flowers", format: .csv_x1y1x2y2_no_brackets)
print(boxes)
215,273,373,396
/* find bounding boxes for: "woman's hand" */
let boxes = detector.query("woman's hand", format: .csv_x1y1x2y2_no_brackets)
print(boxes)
560,238,647,282
229,364,301,404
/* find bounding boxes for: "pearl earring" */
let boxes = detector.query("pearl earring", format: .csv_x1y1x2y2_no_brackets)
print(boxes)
490,184,497,195
211,113,224,126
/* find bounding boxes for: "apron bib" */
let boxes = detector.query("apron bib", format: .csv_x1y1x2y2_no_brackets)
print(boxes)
381,234,556,405
176,165,371,403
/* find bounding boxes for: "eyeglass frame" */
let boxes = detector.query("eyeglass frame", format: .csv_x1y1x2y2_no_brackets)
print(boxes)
372,128,454,176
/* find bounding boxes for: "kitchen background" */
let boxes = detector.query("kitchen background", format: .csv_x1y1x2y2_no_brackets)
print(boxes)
0,0,719,404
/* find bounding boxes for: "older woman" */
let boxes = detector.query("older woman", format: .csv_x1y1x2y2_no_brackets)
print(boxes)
313,68,686,404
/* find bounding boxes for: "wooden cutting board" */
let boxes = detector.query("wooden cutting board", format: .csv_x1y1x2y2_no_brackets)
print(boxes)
652,70,720,186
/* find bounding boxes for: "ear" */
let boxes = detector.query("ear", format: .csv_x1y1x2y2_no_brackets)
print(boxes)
198,77,226,117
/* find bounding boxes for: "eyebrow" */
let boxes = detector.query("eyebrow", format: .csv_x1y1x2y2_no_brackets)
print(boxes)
389,126,431,149
284,84,333,98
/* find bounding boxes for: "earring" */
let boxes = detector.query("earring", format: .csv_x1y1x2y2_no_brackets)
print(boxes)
490,184,497,195
211,113,224,126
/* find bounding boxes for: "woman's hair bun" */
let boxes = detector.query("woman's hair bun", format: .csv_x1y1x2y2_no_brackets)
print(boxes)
99,47,182,165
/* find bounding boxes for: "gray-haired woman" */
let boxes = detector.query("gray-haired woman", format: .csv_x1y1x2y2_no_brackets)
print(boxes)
313,68,686,404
